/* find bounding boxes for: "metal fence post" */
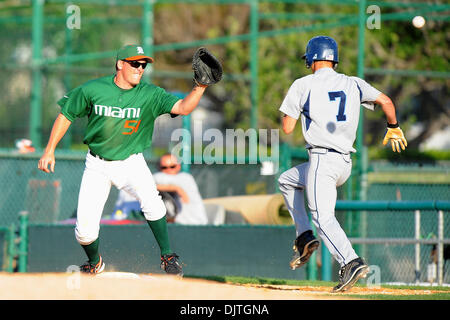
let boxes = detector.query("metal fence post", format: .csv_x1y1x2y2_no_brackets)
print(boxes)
249,0,259,130
142,0,153,82
278,143,291,177
31,0,44,148
307,222,318,280
6,224,16,272
142,0,154,157
414,210,421,283
437,210,444,286
181,114,191,173
63,6,73,149
355,0,367,192
321,246,332,281
18,211,29,273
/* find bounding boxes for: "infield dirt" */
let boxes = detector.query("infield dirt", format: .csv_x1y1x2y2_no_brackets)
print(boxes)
0,272,446,300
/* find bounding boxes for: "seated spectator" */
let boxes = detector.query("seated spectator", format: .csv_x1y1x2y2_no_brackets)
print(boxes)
111,153,208,225
153,154,208,225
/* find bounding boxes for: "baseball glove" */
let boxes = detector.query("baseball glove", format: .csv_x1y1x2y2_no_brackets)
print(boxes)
192,47,223,86
382,126,408,152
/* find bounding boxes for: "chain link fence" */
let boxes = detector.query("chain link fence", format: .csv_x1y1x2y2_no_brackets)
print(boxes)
0,151,449,283
0,150,281,227
0,2,146,149
339,208,450,284
1,151,449,226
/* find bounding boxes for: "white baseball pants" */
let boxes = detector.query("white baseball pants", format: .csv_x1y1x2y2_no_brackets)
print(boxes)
75,152,166,245
278,148,358,266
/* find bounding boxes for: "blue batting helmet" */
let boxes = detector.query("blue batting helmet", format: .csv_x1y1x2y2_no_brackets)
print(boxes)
302,36,339,68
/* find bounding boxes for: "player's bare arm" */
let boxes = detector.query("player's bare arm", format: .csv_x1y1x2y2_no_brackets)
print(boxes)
282,114,297,135
38,113,72,173
156,184,190,203
170,84,208,116
375,93,398,125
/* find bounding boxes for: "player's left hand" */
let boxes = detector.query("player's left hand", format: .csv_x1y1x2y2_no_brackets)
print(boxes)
383,127,408,152
38,152,56,173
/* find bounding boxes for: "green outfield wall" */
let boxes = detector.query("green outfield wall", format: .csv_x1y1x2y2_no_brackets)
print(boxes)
26,224,308,280
0,152,448,228
11,218,450,284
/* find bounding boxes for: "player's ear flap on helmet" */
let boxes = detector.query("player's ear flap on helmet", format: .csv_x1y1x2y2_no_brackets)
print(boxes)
301,53,312,69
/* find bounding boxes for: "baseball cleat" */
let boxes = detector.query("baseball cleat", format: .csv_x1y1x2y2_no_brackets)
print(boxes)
160,253,183,277
290,230,320,270
332,257,369,293
79,255,105,275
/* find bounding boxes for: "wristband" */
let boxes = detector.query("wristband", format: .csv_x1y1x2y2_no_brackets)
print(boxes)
387,122,399,128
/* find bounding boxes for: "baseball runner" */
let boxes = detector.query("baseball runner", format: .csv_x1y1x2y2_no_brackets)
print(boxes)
38,44,222,275
278,36,407,292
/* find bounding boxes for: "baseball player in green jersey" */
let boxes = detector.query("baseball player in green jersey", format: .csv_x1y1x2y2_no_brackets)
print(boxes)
38,44,222,276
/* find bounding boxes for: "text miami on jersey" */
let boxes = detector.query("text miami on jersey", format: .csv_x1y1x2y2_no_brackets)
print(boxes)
94,104,142,135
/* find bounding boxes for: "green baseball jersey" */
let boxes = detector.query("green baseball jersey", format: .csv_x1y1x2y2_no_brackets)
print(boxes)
58,75,180,160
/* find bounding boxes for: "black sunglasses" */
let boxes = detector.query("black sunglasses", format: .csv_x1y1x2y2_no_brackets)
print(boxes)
124,60,147,69
160,165,177,170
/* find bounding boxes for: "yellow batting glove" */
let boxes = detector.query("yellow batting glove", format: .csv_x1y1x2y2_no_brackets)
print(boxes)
382,125,408,153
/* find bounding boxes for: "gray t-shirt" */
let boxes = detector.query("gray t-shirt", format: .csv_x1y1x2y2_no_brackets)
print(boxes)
153,172,208,225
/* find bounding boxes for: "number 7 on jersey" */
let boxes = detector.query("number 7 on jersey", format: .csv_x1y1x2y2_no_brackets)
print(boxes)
328,91,347,122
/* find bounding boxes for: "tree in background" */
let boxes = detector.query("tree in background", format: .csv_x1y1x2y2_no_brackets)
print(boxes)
0,2,448,157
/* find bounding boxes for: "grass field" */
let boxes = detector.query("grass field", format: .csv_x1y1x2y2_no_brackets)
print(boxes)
368,172,450,184
189,275,450,300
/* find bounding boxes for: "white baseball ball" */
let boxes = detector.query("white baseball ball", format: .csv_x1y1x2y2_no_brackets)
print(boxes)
412,16,426,28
